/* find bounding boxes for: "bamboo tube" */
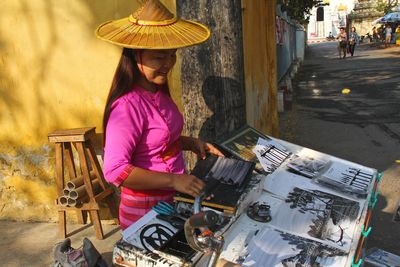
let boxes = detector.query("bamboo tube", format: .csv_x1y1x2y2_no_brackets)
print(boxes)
66,170,97,190
58,196,69,207
69,179,101,201
69,190,79,200
67,197,76,207
63,188,70,196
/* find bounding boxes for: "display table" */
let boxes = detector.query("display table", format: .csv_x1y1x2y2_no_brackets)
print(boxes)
113,127,380,267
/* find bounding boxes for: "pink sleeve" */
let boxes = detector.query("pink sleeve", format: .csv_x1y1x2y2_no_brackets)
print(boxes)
103,97,144,186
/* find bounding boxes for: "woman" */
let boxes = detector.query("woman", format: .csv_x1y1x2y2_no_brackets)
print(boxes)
372,26,378,43
348,27,360,57
385,24,393,48
336,27,347,59
96,0,224,230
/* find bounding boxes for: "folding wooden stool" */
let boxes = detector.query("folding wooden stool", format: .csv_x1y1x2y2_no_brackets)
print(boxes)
48,127,118,239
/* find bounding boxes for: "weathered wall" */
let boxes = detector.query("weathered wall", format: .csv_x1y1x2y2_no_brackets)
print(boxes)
0,0,176,222
241,0,279,137
349,17,382,36
177,0,247,170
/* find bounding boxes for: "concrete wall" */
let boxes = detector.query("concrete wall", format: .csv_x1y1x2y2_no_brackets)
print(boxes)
276,15,305,83
0,0,176,222
296,30,306,61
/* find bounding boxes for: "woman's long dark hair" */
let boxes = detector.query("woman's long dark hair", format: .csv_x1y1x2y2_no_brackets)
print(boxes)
102,48,172,144
103,48,140,141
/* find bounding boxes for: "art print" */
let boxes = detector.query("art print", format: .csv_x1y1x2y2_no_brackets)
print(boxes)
123,210,178,251
316,161,375,196
220,127,271,172
277,187,360,251
240,227,347,267
253,137,291,173
253,191,360,252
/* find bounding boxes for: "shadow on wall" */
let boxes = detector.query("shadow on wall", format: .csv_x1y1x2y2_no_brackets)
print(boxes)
199,76,246,142
185,76,245,171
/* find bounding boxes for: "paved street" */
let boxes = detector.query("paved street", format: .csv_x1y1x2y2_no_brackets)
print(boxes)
0,220,121,266
280,41,400,254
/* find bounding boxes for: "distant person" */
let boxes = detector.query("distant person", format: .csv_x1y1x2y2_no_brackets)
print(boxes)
378,25,385,42
396,25,400,46
385,24,392,48
372,26,378,42
336,27,347,59
348,27,360,57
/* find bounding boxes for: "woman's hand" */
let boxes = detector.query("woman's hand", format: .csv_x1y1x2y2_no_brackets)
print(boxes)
171,173,205,197
181,136,224,159
193,139,225,159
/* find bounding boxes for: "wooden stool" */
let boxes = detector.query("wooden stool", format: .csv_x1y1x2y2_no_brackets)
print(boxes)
48,127,119,239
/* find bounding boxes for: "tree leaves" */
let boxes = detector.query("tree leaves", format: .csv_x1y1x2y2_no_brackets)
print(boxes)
376,0,399,14
278,0,324,24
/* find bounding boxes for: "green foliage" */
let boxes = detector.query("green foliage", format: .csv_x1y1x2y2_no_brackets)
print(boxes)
376,0,399,14
278,0,324,24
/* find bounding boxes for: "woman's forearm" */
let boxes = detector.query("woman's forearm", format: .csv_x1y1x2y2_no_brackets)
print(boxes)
121,166,175,190
121,166,205,197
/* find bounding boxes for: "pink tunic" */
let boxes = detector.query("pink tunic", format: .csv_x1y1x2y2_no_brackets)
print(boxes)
103,85,185,229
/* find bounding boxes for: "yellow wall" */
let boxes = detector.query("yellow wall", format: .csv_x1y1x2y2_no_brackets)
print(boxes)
0,0,278,222
0,0,176,222
241,0,279,136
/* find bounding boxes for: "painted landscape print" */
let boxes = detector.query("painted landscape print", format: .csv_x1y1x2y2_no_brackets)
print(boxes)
240,227,347,267
276,187,360,251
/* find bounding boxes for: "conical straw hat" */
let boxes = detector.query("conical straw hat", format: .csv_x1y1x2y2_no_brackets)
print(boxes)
95,0,211,49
